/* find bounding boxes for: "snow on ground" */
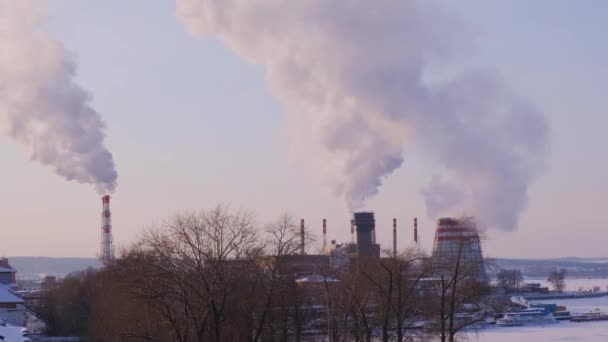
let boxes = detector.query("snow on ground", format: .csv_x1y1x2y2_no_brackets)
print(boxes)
474,321,608,342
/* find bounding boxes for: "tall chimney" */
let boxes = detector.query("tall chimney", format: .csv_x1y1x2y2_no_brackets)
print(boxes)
300,219,305,255
414,217,418,244
393,218,397,257
350,219,355,244
322,219,327,252
354,212,375,258
101,195,115,264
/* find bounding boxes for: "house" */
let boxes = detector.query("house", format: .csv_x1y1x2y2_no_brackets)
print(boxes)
0,283,25,327
0,258,17,290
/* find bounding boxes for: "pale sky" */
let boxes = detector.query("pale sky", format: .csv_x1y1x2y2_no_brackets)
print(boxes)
1,1,607,258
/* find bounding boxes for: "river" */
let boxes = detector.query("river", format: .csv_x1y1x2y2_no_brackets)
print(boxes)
473,278,608,341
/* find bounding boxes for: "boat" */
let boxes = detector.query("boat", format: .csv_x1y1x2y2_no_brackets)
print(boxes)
553,311,572,320
496,309,558,327
570,309,608,322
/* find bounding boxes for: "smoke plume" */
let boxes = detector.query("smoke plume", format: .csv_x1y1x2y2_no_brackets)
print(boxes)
176,0,547,230
0,0,117,194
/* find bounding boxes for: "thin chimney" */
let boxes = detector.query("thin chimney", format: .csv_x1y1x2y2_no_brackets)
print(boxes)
350,219,355,244
300,219,305,255
322,218,327,252
101,195,114,264
393,218,397,257
414,217,418,244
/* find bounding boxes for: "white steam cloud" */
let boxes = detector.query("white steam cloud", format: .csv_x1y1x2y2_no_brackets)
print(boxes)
0,1,117,194
176,0,548,230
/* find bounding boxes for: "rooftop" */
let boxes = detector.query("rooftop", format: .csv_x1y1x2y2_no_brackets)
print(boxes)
0,283,24,304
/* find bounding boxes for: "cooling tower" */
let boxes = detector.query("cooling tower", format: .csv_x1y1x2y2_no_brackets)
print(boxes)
431,217,487,282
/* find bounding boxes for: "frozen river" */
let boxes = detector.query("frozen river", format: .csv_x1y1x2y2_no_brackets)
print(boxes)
474,320,608,341
473,285,608,342
525,277,608,292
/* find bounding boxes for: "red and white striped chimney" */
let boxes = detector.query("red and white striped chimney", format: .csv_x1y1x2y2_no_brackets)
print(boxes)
101,195,114,263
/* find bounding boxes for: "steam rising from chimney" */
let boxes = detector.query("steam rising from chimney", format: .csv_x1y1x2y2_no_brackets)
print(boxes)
0,0,118,194
174,1,547,230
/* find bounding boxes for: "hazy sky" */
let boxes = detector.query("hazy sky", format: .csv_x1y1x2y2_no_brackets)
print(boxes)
1,1,607,258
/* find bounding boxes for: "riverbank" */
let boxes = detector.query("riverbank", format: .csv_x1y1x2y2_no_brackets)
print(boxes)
524,291,608,301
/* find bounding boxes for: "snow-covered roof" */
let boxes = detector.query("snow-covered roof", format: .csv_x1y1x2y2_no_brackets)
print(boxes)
0,283,24,304
295,274,339,283
0,325,29,341
0,266,16,273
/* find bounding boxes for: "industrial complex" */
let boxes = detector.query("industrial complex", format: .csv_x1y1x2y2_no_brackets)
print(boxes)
269,209,487,286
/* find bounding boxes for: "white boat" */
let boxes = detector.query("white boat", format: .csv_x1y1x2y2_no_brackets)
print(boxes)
496,309,558,327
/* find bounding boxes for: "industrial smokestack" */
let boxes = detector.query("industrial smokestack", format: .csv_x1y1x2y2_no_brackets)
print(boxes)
101,195,114,264
414,217,418,244
350,219,355,244
322,218,327,253
393,218,397,258
300,219,305,255
354,212,375,258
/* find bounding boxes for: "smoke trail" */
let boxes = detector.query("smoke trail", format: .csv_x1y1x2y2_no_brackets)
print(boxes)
0,0,117,194
176,0,547,230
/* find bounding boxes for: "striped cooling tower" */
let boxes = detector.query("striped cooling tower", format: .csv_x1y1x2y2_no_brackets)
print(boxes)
431,217,487,282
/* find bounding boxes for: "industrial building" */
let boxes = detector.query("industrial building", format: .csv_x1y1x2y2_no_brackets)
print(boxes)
431,217,488,283
283,212,391,277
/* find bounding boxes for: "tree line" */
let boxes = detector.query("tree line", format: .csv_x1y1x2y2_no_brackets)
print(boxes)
35,206,496,342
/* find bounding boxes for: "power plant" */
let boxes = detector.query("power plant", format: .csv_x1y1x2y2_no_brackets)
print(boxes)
93,197,487,284
100,195,115,264
431,217,487,282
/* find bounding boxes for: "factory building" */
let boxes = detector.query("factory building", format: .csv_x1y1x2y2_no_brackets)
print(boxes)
431,217,488,283
276,255,330,276
328,241,356,271
325,212,383,272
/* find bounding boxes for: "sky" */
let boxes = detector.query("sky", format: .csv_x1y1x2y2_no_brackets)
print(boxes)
1,0,607,258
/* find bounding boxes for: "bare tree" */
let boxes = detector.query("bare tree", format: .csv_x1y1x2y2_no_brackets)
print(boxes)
359,249,429,342
113,206,261,342
85,209,328,342
247,213,311,342
496,269,524,290
547,269,567,293
432,232,491,342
